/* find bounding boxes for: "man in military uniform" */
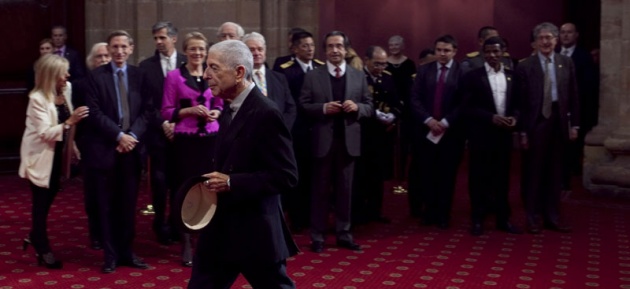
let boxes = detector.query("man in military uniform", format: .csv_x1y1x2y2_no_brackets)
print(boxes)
274,30,324,232
353,46,401,225
461,26,514,73
272,27,306,71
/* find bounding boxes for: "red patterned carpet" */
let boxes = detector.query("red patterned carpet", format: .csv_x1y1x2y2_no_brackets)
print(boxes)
1,158,630,289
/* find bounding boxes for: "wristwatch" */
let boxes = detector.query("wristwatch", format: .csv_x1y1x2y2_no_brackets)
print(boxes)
63,122,71,130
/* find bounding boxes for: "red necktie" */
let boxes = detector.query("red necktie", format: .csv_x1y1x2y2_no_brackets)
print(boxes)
433,65,448,120
334,67,341,78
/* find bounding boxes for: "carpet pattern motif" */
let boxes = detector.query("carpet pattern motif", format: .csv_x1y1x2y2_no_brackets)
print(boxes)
1,173,630,289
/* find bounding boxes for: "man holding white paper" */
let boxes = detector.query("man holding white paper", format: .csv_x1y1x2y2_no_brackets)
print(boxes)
408,35,466,228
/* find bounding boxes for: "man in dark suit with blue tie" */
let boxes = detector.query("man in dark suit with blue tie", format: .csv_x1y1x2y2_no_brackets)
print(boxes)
516,22,579,234
139,21,187,244
188,39,298,289
558,23,598,192
408,35,466,228
51,25,86,81
461,36,522,236
242,32,296,129
299,31,373,253
84,30,150,273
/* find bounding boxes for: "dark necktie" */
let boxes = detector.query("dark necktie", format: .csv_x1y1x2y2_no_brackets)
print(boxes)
117,70,130,130
220,106,233,131
55,50,63,56
542,57,552,118
433,65,448,120
335,67,341,78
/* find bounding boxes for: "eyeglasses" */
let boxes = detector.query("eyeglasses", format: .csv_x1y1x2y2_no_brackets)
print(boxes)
373,62,388,68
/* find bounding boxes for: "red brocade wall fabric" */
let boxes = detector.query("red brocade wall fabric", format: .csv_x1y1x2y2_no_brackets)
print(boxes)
1,155,629,288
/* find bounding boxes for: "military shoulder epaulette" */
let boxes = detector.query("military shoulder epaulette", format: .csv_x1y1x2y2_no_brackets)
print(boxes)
314,59,325,65
411,73,417,79
382,70,392,75
280,60,294,69
518,58,528,63
503,52,511,57
466,51,480,58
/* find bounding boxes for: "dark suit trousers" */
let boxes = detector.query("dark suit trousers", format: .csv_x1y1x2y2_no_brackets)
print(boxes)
468,139,512,224
286,130,312,229
521,104,565,225
188,258,294,289
82,163,101,243
408,133,464,223
310,137,355,243
148,137,175,234
87,152,141,263
28,144,62,255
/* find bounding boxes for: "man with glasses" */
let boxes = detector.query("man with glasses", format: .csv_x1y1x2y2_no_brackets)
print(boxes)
516,22,579,234
353,46,400,225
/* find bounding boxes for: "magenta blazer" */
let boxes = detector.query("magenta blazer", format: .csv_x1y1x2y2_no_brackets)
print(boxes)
161,66,223,136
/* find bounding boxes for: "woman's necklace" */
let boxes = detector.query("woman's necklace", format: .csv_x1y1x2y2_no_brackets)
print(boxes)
188,65,202,82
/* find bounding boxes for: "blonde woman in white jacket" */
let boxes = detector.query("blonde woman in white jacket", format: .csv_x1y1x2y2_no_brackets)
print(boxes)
19,54,89,269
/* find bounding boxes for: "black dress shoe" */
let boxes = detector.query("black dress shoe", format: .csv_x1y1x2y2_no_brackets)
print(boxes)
90,240,103,250
120,258,149,269
544,222,572,233
496,223,523,234
336,240,361,251
181,261,193,267
437,222,450,230
470,223,484,236
527,224,542,234
311,241,324,253
102,260,116,274
373,216,391,224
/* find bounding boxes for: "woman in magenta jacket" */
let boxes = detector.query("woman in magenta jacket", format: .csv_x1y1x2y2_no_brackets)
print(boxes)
161,32,222,267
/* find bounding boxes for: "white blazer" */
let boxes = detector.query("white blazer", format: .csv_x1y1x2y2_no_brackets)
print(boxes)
19,82,73,188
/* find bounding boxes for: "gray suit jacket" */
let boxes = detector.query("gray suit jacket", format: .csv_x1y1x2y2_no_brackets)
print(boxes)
515,53,579,140
299,65,373,158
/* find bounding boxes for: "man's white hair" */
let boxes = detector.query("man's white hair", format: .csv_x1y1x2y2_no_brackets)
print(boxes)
209,40,253,80
217,22,245,38
242,32,266,48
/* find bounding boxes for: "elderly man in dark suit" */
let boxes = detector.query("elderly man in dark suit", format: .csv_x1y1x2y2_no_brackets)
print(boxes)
516,22,579,234
353,45,401,225
84,30,150,273
275,30,324,232
242,32,296,129
408,34,465,229
188,40,298,289
138,21,187,245
558,22,598,192
462,36,522,236
51,25,86,81
299,31,373,253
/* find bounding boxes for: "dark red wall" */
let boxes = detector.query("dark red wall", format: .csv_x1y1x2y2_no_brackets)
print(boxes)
318,0,569,62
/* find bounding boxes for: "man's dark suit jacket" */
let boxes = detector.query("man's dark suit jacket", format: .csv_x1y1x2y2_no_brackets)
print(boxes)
409,60,465,141
463,66,517,150
83,64,150,169
265,70,296,129
64,46,86,81
299,65,373,158
569,46,597,130
515,53,579,140
192,87,298,268
139,51,187,146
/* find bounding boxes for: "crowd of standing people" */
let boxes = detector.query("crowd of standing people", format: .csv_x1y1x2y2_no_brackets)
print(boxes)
18,19,597,289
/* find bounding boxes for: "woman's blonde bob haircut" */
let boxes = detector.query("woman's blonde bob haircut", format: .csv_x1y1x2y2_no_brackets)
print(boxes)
33,54,69,102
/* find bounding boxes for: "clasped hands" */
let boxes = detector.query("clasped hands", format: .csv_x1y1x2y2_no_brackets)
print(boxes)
427,118,447,136
324,100,358,115
376,109,396,125
186,105,221,122
492,115,517,128
202,171,230,194
116,133,138,153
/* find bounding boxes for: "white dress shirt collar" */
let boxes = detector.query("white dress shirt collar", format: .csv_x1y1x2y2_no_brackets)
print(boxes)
229,82,256,118
296,58,313,73
326,60,346,77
